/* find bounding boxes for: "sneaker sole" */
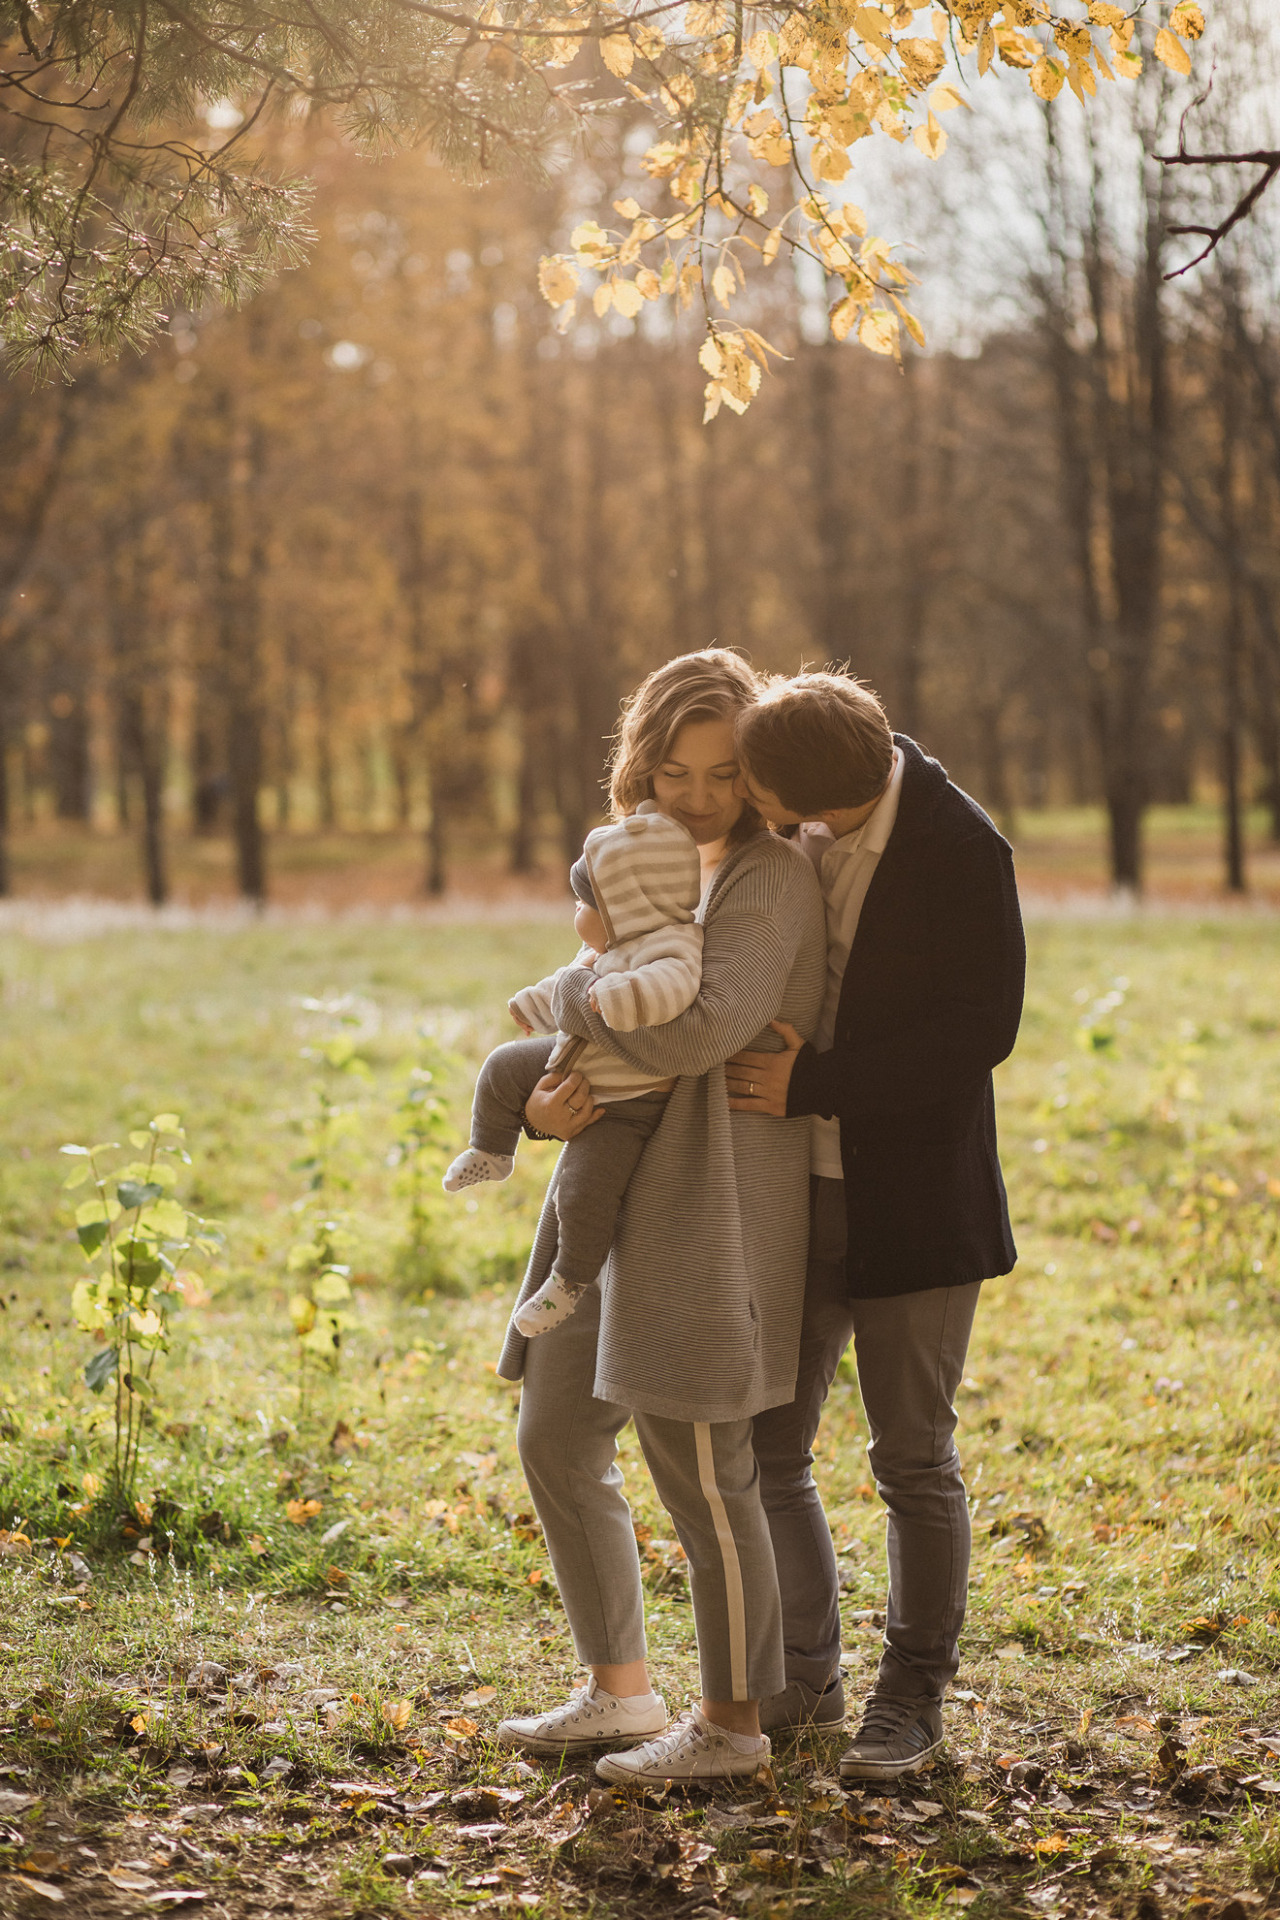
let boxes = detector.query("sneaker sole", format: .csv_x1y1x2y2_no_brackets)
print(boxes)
497,1722,667,1756
838,1736,943,1782
595,1752,764,1785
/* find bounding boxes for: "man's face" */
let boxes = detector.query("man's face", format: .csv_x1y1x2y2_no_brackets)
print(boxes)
734,762,809,828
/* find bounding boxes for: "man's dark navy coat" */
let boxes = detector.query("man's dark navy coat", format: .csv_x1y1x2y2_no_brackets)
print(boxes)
785,734,1026,1298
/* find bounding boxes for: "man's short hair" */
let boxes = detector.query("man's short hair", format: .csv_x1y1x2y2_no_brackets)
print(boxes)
737,671,894,813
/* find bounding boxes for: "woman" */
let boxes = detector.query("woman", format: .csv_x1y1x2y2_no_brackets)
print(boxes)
495,650,826,1783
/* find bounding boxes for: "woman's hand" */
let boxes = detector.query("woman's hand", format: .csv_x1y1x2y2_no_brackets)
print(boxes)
725,1020,804,1117
525,1070,603,1140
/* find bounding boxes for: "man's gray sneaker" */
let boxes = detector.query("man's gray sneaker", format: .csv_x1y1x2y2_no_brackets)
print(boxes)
838,1694,943,1781
759,1676,846,1734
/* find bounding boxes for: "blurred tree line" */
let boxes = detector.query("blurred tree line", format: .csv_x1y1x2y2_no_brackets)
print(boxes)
1,71,1279,903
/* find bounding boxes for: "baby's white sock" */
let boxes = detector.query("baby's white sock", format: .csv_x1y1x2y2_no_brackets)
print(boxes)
514,1273,583,1338
443,1147,515,1194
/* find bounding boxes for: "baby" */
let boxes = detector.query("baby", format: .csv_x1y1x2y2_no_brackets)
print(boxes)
443,804,702,1336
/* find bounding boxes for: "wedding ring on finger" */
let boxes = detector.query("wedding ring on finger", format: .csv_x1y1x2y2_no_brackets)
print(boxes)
749,1082,756,1096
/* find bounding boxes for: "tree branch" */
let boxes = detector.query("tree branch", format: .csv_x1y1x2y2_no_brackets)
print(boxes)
1161,145,1280,279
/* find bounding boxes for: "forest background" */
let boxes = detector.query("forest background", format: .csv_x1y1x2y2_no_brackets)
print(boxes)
3,0,1280,911
2,6,1280,1919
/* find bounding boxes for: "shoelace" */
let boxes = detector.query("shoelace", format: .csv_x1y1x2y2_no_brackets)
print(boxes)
855,1698,930,1750
632,1712,710,1762
538,1684,596,1727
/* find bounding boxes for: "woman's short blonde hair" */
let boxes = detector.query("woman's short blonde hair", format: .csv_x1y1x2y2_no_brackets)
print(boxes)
609,649,763,841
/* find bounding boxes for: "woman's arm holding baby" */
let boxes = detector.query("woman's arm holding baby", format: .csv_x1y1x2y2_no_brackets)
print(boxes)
552,876,815,1079
523,1069,602,1139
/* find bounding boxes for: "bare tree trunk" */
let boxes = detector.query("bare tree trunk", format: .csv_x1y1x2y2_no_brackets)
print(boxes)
109,529,171,907
896,354,928,738
425,773,447,895
1253,634,1280,843
274,633,298,831
1094,148,1169,893
315,664,337,829
361,734,379,828
1222,580,1247,893
0,692,9,898
699,405,729,654
806,338,846,660
1217,327,1247,894
139,707,168,907
549,359,616,866
119,685,169,905
1039,93,1172,894
208,385,267,903
652,351,702,651
48,676,92,821
390,735,412,829
507,625,544,875
21,737,38,825
190,668,224,833
0,385,79,893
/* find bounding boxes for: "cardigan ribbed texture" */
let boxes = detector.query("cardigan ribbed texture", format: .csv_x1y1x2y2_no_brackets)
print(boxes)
496,831,826,1424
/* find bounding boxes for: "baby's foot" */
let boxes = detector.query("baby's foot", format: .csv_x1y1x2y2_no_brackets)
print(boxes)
515,1274,583,1338
443,1148,515,1194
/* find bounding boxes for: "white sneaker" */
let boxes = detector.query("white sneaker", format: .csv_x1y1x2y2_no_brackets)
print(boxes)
497,1678,667,1755
443,1147,514,1193
515,1273,584,1338
595,1707,769,1784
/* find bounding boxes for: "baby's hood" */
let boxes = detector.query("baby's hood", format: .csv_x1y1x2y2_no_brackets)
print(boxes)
581,802,701,944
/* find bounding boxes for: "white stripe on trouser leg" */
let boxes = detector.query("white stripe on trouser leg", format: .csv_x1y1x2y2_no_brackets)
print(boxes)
693,1422,749,1701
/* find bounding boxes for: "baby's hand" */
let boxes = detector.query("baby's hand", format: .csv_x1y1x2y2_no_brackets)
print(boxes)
508,999,534,1036
577,948,600,968
588,990,600,1014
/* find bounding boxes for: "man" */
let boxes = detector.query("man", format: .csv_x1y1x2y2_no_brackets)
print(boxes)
726,670,1025,1782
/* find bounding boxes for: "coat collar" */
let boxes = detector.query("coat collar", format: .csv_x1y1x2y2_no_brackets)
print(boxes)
883,734,949,842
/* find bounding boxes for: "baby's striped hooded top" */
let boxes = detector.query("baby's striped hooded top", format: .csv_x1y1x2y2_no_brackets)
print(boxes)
509,804,704,1100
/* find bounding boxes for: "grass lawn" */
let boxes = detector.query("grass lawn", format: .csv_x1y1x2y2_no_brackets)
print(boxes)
1,911,1278,1919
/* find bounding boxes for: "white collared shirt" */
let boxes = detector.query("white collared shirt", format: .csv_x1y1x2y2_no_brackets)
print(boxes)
797,748,904,1179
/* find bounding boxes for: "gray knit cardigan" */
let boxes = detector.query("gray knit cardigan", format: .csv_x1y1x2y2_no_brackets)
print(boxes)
496,830,826,1424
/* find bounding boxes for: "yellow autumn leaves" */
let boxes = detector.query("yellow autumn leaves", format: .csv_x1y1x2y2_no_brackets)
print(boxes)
1032,0,1205,100
533,1,1208,416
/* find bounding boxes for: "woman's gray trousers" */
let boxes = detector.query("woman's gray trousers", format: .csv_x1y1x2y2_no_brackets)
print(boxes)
516,1284,785,1703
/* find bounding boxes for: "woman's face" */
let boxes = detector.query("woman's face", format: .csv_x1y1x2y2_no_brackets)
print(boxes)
649,716,746,846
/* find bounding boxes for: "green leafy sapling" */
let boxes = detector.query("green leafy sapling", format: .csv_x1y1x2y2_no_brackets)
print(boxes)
389,1045,453,1288
287,1022,371,1408
62,1113,221,1503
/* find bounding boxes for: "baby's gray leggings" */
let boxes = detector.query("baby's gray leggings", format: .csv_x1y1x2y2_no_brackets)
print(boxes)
470,1034,671,1295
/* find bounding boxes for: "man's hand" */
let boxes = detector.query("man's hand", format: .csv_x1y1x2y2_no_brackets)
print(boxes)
726,1020,804,1117
524,1069,603,1140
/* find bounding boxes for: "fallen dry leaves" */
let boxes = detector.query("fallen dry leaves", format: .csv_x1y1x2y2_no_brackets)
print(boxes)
284,1498,322,1525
